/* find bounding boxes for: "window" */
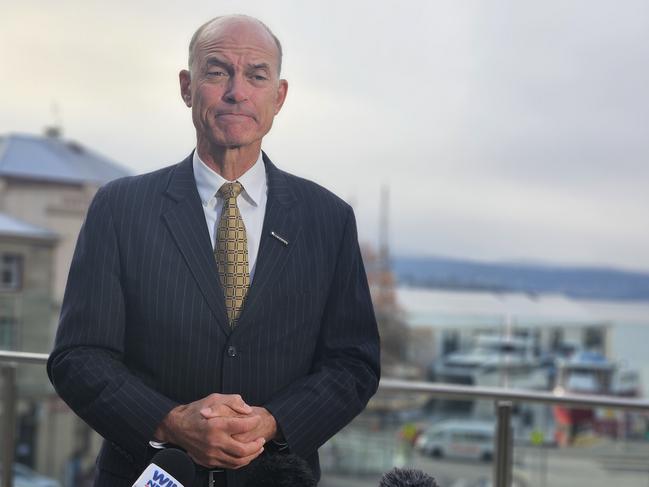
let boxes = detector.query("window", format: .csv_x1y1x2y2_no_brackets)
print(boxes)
0,254,23,291
0,316,17,349
584,327,604,351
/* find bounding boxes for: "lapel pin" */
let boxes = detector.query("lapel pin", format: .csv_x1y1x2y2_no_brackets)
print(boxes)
270,231,289,246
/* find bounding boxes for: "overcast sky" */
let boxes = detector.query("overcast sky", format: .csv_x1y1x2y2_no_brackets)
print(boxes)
2,0,648,271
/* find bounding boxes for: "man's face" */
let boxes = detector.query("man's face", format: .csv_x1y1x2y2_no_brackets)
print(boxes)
180,19,288,151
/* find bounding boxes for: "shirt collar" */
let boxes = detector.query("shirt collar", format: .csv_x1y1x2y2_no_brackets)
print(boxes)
193,150,266,207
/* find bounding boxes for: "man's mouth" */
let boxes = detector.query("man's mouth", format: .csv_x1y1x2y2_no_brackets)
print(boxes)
217,112,254,121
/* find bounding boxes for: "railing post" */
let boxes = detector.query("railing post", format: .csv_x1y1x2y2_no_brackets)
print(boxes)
493,400,513,487
1,364,17,487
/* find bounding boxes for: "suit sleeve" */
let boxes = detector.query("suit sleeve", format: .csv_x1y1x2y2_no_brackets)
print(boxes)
264,205,381,457
47,184,178,461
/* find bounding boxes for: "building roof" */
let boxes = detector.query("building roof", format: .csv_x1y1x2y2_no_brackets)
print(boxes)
0,212,58,241
0,133,132,185
397,286,625,328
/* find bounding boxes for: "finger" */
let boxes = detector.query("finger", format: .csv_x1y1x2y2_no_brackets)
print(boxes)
228,447,265,470
211,415,261,435
232,431,266,444
218,437,265,463
204,445,264,470
199,394,252,418
220,394,253,415
186,437,263,469
199,403,245,419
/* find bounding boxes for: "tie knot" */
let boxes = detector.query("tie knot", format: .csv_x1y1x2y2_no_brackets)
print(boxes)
218,182,243,199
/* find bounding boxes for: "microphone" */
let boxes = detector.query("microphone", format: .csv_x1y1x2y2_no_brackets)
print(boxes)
132,448,195,487
244,453,316,487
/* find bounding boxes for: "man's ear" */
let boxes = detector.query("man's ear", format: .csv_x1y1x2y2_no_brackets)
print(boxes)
179,70,192,107
274,79,288,115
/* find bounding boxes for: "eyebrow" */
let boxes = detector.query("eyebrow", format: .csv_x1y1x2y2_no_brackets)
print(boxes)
204,57,271,72
206,57,229,68
250,63,270,71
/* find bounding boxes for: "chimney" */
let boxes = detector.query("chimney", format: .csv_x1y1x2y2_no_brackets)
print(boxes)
44,126,62,138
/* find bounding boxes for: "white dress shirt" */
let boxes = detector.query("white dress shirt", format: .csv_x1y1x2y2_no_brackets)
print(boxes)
192,150,268,282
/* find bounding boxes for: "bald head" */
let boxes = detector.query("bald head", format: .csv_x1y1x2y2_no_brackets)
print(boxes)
178,13,289,167
188,15,283,75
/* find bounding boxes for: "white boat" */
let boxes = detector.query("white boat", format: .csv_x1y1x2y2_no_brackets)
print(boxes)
430,334,549,390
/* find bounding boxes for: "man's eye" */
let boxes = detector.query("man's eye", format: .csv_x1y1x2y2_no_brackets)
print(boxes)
248,70,268,81
207,70,227,77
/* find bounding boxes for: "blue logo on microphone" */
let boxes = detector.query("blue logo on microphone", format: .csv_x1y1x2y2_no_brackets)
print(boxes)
145,469,178,487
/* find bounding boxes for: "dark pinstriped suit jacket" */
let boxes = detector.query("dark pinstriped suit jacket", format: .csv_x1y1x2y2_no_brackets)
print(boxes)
47,153,380,487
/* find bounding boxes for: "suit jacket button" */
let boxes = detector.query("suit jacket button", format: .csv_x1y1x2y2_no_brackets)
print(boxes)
227,346,237,357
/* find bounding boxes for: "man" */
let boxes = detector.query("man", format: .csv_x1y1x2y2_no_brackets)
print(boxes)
47,14,380,487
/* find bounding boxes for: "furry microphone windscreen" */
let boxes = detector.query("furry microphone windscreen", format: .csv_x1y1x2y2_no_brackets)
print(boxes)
379,468,439,487
244,453,316,487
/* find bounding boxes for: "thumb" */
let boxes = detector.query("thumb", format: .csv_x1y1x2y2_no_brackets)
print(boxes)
222,394,253,415
200,397,252,418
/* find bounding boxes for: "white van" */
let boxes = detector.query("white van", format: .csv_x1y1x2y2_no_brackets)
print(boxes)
415,420,495,462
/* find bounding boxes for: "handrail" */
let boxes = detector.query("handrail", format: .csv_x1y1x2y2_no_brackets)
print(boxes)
2,350,649,411
0,350,49,365
4,349,649,487
380,378,649,411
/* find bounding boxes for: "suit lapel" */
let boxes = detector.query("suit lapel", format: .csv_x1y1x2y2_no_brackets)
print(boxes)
161,155,230,336
236,153,301,330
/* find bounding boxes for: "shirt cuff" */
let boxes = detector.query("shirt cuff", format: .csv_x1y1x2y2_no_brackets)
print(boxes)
149,441,168,449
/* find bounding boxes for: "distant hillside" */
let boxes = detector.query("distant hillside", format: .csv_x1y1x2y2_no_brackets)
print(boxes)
392,255,649,301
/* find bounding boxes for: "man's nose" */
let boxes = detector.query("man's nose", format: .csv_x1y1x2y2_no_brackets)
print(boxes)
223,73,249,103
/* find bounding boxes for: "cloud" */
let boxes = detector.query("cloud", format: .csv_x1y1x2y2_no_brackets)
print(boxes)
1,0,647,270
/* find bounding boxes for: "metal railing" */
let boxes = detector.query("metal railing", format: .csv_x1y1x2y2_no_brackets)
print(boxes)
3,350,649,487
0,350,48,365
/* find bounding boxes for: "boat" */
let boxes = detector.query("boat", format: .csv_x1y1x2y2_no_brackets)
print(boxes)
428,334,550,417
430,334,549,389
552,351,641,446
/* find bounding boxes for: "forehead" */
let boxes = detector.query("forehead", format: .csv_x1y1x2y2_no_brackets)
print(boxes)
194,19,279,66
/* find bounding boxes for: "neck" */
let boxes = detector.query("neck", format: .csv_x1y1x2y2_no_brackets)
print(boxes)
196,138,261,180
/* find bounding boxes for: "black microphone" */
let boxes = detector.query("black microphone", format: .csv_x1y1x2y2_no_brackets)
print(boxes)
244,454,316,487
131,448,195,487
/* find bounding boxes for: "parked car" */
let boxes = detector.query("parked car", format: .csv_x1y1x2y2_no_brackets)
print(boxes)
0,463,61,487
415,420,495,462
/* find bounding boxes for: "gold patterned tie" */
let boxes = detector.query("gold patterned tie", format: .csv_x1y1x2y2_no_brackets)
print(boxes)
214,182,249,327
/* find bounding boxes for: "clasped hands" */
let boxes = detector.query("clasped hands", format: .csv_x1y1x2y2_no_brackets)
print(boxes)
154,393,278,469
